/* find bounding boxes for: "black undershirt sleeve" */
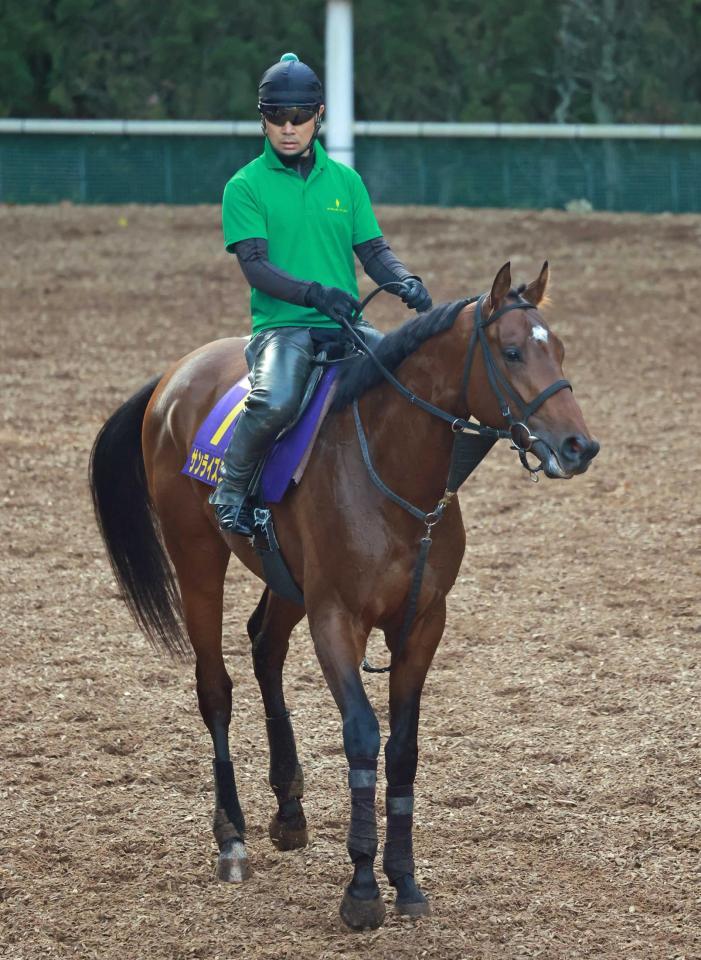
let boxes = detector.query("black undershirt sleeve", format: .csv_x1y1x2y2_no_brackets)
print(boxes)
233,234,414,306
353,236,414,287
233,238,313,306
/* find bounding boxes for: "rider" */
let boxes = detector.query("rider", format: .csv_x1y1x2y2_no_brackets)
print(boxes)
210,53,433,535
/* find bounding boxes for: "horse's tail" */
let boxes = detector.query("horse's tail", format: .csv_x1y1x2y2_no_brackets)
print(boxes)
89,377,189,659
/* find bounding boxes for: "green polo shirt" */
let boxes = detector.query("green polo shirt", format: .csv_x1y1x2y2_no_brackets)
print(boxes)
222,139,382,333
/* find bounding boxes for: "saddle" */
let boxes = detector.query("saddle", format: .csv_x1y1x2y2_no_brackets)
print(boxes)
183,339,355,606
183,353,340,500
247,339,358,606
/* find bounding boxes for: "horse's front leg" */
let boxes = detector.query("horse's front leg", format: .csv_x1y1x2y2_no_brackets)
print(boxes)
307,605,386,931
383,599,446,917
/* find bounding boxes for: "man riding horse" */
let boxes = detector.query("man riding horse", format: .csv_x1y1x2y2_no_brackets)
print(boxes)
90,52,600,933
209,52,433,535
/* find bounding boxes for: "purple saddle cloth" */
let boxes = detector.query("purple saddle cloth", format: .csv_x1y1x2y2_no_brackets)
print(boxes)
182,366,338,503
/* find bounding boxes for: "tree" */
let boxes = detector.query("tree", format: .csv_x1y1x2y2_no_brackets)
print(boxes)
553,0,701,123
0,0,699,122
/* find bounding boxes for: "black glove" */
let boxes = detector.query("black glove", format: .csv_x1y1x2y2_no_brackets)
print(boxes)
399,277,432,313
305,283,362,324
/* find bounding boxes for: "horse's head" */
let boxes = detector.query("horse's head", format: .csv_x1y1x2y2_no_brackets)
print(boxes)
466,262,599,479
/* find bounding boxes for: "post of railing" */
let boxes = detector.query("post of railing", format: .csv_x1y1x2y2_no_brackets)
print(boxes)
325,0,355,168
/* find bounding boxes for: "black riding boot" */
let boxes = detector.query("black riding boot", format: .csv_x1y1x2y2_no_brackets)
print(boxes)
209,327,315,535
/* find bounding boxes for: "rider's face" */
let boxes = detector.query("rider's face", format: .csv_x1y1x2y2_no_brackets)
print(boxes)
265,105,324,156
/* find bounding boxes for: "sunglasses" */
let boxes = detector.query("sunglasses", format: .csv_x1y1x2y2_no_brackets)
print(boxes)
261,106,318,126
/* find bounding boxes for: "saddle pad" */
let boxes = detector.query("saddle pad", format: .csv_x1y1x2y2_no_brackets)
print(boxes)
182,366,339,503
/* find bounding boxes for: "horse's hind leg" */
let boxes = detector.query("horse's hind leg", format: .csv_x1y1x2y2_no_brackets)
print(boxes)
158,500,251,883
248,589,308,851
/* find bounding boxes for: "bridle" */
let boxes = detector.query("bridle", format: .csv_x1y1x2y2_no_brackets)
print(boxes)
339,284,574,673
463,291,572,476
343,283,572,481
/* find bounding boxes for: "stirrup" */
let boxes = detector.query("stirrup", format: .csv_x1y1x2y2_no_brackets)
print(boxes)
213,497,255,536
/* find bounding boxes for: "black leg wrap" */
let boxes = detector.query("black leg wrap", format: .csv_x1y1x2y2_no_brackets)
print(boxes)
266,712,304,807
347,758,378,862
383,785,415,883
212,759,246,846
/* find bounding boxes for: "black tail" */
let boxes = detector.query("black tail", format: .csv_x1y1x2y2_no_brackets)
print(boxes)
89,377,189,658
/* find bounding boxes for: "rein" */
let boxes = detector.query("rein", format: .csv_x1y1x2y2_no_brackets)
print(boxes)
340,284,572,673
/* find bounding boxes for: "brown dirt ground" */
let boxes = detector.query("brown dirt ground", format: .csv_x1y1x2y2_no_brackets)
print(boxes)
1,203,700,960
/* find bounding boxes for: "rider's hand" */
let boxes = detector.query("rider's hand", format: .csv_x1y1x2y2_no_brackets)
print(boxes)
306,283,362,324
400,278,432,313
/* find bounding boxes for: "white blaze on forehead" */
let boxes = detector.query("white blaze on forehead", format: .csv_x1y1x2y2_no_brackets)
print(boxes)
530,323,549,343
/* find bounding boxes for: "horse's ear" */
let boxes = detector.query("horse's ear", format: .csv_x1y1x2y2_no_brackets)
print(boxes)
522,261,549,306
489,262,512,313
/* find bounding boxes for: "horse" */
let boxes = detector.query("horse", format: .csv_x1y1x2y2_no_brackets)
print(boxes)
90,261,599,930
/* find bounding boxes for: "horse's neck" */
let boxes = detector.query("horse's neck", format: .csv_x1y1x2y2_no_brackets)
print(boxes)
358,313,472,508
399,312,472,412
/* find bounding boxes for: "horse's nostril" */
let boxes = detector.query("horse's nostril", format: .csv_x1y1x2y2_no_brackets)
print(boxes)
562,435,599,464
562,436,582,461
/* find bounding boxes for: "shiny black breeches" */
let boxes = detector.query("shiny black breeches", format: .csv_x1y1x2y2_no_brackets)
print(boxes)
213,323,382,500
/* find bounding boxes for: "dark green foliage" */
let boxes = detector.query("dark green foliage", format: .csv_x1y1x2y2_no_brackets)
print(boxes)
0,0,699,122
354,0,559,121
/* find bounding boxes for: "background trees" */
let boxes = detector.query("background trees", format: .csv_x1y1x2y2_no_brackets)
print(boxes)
1,0,699,122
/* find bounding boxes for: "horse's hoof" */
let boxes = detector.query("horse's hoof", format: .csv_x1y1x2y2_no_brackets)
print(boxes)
269,812,309,851
216,839,252,883
339,887,386,931
395,896,431,918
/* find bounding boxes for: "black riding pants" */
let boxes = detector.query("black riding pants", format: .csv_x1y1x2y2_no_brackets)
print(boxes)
212,322,382,501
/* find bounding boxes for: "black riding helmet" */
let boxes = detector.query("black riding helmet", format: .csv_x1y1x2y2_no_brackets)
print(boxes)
258,54,324,158
258,52,323,110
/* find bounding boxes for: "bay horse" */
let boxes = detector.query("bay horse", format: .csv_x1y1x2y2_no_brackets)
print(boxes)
90,262,598,930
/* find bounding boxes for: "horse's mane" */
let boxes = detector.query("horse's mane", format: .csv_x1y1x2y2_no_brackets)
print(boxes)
331,298,469,411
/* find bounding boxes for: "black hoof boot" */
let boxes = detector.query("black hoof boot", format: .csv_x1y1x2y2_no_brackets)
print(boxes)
393,875,430,917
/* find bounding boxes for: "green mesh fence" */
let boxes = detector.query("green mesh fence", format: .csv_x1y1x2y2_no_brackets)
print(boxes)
2,132,701,212
0,134,260,204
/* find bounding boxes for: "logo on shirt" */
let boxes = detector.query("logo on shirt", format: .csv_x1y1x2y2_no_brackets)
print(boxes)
326,197,348,213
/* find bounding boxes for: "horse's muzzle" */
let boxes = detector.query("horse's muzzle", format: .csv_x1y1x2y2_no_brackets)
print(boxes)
558,434,600,474
528,433,599,479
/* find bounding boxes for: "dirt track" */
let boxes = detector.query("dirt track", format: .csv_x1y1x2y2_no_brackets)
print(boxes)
1,203,699,960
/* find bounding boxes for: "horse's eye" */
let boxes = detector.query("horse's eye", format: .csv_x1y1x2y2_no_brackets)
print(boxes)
503,347,522,363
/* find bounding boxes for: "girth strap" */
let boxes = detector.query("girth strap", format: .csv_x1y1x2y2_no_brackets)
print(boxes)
252,507,304,606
